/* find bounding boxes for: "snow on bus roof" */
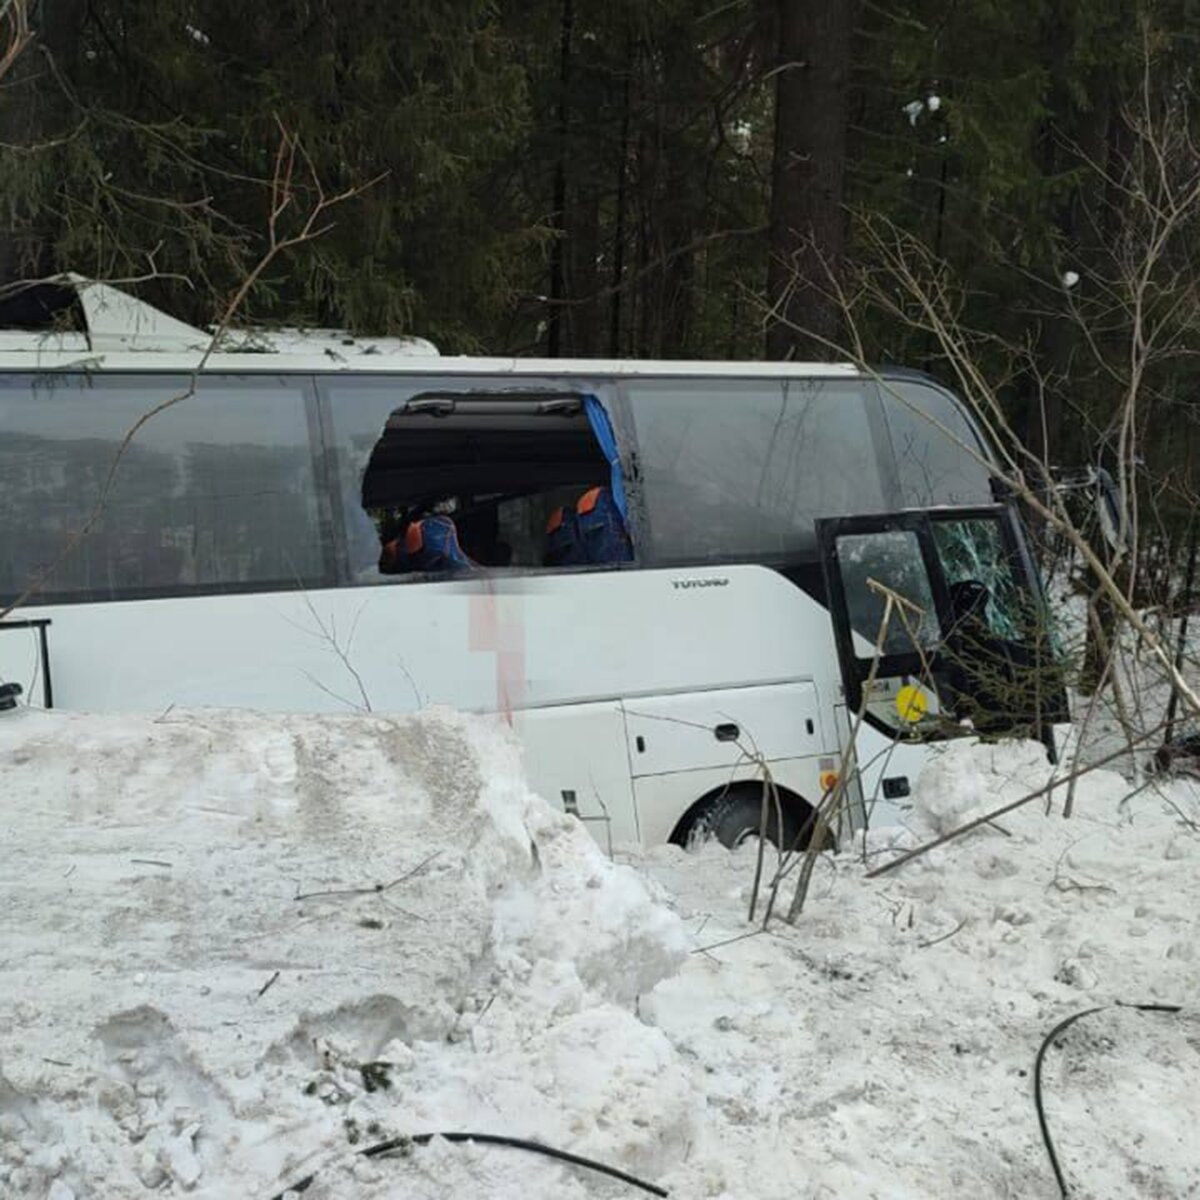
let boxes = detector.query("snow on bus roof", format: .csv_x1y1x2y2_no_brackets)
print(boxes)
0,344,864,377
0,273,439,358
0,275,860,376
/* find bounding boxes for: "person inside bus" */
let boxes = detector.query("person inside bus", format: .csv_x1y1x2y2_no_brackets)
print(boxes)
456,503,513,567
544,485,633,567
378,496,523,571
378,505,477,574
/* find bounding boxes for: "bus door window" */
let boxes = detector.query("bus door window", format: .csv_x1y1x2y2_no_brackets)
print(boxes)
835,529,940,654
821,508,1061,742
831,527,946,734
930,515,1058,738
932,518,1023,640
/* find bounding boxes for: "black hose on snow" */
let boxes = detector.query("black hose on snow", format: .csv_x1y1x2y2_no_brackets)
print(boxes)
267,1130,669,1198
1034,1000,1183,1198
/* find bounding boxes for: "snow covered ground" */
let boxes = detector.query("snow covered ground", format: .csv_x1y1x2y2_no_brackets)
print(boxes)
2,707,1198,1199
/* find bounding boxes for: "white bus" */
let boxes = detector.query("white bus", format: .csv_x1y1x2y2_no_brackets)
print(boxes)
0,279,1067,850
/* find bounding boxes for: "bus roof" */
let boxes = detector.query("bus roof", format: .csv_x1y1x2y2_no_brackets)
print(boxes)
0,274,861,378
0,349,865,377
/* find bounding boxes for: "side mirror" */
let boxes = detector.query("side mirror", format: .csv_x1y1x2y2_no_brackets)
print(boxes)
1042,465,1128,555
1088,466,1125,553
0,681,23,713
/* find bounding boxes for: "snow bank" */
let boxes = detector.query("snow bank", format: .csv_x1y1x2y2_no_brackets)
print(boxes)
5,709,1198,1200
0,708,691,1199
638,739,1200,1200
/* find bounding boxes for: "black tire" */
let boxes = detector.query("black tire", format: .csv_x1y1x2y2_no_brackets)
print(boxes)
689,786,807,851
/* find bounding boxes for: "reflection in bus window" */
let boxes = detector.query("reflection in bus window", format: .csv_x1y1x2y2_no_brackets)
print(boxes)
629,377,996,567
880,379,992,508
0,373,328,602
628,378,888,565
835,529,941,655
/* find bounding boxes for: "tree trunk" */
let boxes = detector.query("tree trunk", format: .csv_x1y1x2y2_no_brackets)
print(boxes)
634,128,652,357
566,185,600,355
1032,9,1113,466
608,39,634,357
765,0,857,361
545,0,574,357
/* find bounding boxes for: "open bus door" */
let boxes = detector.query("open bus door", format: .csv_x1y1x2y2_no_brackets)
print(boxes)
817,506,1069,826
0,617,52,710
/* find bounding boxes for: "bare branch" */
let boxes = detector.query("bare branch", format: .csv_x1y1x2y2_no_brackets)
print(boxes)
0,121,384,621
0,0,32,84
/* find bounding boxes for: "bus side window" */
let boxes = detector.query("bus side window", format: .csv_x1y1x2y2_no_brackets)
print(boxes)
320,378,629,580
879,379,993,509
0,372,330,603
626,378,889,566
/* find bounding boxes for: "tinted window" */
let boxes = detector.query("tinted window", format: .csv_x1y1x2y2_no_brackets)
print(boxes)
627,378,889,564
0,373,327,603
879,379,992,507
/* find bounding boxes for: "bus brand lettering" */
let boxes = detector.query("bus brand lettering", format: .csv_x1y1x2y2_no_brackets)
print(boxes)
672,577,729,590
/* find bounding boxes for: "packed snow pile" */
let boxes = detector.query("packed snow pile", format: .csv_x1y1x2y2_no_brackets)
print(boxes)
0,708,690,1199
3,712,1199,1200
636,738,1200,1199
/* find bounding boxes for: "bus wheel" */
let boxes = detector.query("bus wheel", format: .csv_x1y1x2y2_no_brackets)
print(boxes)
687,784,813,852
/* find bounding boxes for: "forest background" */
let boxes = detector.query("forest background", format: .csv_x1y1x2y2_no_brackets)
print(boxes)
3,0,1199,565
